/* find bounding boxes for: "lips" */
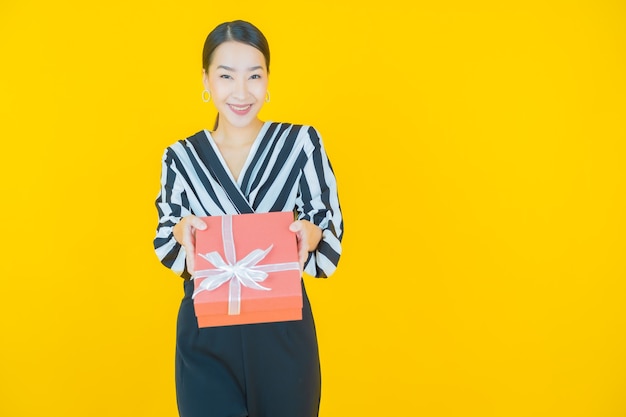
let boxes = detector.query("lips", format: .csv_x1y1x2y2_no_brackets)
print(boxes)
228,104,253,115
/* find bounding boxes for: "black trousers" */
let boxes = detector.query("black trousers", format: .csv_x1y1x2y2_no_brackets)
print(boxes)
175,279,321,417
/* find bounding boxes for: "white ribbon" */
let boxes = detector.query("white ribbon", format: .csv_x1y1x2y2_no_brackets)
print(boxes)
192,215,300,315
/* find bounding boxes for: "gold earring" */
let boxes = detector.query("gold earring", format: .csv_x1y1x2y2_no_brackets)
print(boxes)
265,91,271,103
202,90,211,103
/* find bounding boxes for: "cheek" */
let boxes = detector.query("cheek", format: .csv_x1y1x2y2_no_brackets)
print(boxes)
206,75,220,91
250,81,268,98
208,81,228,99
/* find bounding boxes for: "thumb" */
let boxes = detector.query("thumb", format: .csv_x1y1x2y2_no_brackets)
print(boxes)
289,220,302,232
189,216,207,230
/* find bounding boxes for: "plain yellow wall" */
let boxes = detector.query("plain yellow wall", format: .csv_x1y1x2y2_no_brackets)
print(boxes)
1,1,625,416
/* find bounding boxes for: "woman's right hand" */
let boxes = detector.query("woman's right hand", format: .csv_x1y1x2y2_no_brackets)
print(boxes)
173,215,207,275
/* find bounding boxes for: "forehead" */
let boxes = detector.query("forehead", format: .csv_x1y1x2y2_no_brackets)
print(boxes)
210,41,266,70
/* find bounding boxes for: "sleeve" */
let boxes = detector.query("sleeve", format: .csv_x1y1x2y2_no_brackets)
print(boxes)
153,147,192,279
296,126,344,278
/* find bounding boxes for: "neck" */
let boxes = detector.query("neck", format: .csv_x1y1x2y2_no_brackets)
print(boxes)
214,118,264,146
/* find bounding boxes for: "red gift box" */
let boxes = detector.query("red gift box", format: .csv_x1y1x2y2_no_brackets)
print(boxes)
192,211,302,327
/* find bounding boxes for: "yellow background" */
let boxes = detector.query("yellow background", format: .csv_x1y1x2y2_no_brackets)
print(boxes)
1,1,625,416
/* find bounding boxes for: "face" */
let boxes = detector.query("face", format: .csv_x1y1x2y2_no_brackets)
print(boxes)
203,41,269,130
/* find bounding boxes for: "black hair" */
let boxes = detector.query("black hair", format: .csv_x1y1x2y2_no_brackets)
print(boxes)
202,20,270,130
202,20,270,73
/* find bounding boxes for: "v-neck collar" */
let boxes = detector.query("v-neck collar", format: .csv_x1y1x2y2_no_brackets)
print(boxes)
203,121,271,188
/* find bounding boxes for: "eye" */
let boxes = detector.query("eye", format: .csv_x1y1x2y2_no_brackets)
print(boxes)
250,74,261,80
219,74,232,79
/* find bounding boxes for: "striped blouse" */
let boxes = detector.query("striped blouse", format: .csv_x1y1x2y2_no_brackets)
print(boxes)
153,121,343,280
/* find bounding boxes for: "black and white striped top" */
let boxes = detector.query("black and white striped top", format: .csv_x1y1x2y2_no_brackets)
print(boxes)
154,122,343,279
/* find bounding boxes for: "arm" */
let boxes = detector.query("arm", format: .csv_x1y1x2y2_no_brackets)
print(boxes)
293,127,344,278
153,148,206,278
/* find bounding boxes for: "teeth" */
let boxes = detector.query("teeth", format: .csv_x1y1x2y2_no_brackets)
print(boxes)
231,105,250,111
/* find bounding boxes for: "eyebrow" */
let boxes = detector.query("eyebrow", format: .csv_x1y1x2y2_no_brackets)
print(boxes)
217,65,264,72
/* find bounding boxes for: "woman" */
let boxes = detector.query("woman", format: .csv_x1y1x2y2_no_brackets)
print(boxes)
153,20,343,417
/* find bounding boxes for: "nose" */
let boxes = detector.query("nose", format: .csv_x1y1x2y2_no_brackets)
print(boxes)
232,78,248,100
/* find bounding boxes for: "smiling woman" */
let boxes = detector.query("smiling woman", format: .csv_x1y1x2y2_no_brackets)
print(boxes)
153,20,344,417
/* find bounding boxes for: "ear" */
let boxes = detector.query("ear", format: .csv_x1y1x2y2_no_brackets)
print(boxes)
202,69,210,90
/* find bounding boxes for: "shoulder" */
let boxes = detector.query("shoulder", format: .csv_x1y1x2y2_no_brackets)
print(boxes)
159,130,208,168
163,130,207,155
271,121,319,135
272,122,323,149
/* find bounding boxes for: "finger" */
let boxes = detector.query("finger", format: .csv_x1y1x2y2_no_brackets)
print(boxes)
298,227,309,246
186,251,195,275
289,220,302,233
182,216,207,250
189,216,207,231
299,249,306,270
184,228,197,275
298,240,308,270
181,227,196,252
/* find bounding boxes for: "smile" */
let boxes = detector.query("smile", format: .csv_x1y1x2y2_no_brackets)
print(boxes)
228,104,253,112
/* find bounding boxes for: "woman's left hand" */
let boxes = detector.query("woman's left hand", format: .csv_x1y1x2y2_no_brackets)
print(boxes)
289,220,323,270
